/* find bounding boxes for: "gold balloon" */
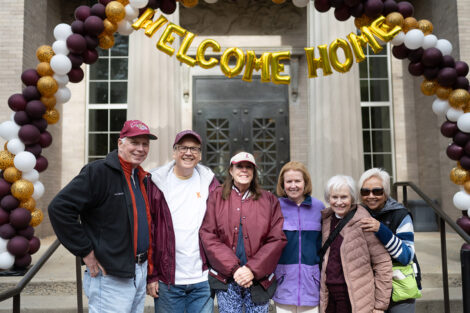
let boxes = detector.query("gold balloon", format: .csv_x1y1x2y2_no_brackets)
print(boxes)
420,80,437,96
449,89,470,109
220,48,245,78
180,0,198,8
386,12,404,28
43,108,60,124
196,39,221,69
3,142,7,150
41,96,57,109
20,198,36,212
37,76,59,97
37,62,54,77
402,17,418,33
436,86,453,99
36,45,55,63
418,19,433,35
271,51,291,84
103,18,118,35
3,167,22,183
105,1,125,23
11,179,34,200
354,15,372,29
0,150,14,170
329,39,353,73
99,34,115,50
30,209,44,227
272,0,286,3
450,167,470,185
116,0,129,5
176,32,197,67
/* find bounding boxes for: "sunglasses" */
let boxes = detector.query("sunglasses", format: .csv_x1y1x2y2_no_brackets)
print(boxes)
360,188,385,196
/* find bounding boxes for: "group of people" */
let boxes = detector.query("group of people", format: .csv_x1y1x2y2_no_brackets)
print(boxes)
48,119,417,313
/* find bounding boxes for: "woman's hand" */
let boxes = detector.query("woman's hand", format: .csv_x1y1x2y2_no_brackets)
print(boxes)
146,281,159,298
234,266,254,288
360,217,380,232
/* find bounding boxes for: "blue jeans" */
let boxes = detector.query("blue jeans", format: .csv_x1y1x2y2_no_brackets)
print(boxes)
83,262,147,313
154,280,213,313
216,282,269,313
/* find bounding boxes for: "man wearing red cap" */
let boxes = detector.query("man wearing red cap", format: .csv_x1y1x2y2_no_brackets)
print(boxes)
48,120,157,313
146,130,219,313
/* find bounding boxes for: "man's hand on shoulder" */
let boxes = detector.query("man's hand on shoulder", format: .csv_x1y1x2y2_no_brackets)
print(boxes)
83,250,106,277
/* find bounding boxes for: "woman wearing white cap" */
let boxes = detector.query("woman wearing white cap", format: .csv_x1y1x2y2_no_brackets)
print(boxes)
200,152,287,313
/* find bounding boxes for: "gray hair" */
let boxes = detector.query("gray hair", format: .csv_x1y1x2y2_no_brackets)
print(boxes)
324,175,357,204
358,168,391,197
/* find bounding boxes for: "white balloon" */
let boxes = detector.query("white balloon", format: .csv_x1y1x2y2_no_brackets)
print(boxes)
453,191,470,210
124,4,139,21
404,29,424,50
204,0,218,3
7,138,25,155
32,181,45,200
0,121,20,141
0,238,7,253
129,0,148,9
391,32,405,46
55,87,72,104
53,74,69,87
22,169,39,183
52,40,69,55
446,107,464,122
53,23,73,41
422,34,438,49
292,0,309,7
432,98,450,115
117,20,134,36
50,54,72,76
0,251,15,270
14,151,37,172
457,113,470,133
435,39,453,56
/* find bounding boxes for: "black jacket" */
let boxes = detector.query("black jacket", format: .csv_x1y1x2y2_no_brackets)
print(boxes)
48,150,141,278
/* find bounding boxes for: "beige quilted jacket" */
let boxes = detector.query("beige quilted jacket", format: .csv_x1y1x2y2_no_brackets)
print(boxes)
320,205,392,313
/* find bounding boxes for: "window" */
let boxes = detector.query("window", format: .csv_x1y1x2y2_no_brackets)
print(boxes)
360,45,395,177
87,35,129,162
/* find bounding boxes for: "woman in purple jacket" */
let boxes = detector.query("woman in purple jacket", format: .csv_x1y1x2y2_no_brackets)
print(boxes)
273,161,324,313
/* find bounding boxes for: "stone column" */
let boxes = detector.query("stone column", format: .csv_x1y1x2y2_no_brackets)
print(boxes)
306,4,364,199
127,9,182,170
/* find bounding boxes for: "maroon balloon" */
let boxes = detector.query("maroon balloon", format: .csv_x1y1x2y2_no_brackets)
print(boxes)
147,0,161,9
344,0,359,7
25,100,46,119
455,61,469,77
408,62,424,76
0,179,10,198
68,67,85,83
314,0,331,12
99,0,112,5
14,253,32,268
457,216,470,233
1,195,19,212
334,5,351,21
85,35,99,50
29,236,40,255
9,208,31,229
32,118,48,133
21,69,40,86
364,0,383,18
67,34,87,54
14,111,32,126
8,94,27,112
17,226,34,240
421,48,442,68
0,208,9,225
35,156,48,173
423,67,440,80
407,48,423,63
392,44,409,59
446,144,463,160
68,53,83,68
0,224,15,239
454,132,470,146
18,124,41,145
350,3,364,17
71,20,85,35
442,55,455,68
455,77,470,90
25,144,42,157
383,0,398,15
91,3,106,19
39,131,53,148
437,67,458,87
7,236,29,256
82,49,99,65
22,86,41,101
397,1,413,18
84,16,104,37
460,155,470,170
75,5,91,21
159,0,176,14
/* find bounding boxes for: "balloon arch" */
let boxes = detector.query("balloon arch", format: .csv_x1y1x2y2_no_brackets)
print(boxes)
0,0,469,270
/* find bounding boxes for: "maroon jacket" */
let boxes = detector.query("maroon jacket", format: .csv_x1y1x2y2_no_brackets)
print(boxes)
199,186,287,289
146,176,219,285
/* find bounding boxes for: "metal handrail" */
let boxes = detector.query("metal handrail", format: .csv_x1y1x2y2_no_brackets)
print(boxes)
392,181,470,313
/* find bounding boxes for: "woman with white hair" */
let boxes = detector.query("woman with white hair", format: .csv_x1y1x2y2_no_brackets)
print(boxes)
358,168,417,313
319,175,392,313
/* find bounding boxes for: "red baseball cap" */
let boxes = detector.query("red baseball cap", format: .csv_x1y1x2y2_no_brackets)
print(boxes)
230,152,257,168
173,130,202,146
119,120,158,140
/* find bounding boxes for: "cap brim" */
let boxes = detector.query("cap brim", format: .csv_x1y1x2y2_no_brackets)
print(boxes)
231,160,257,168
148,134,158,140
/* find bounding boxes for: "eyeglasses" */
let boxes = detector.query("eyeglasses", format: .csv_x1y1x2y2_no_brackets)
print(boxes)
360,188,385,196
176,145,201,154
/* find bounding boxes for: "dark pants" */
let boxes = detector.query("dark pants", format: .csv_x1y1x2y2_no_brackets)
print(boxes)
325,284,352,313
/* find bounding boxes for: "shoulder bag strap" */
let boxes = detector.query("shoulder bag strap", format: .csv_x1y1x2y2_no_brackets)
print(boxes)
319,208,357,260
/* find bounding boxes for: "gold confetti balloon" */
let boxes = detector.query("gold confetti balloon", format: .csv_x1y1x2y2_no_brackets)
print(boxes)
103,18,118,35
0,150,15,170
386,12,404,28
105,1,125,23
43,108,60,124
11,179,34,200
450,167,470,185
3,167,22,183
402,17,418,33
3,142,7,150
20,198,36,212
37,76,59,97
41,96,56,110
180,0,199,8
449,89,470,109
354,15,372,29
420,79,437,96
115,0,129,5
30,209,44,227
99,34,115,50
36,45,55,63
436,86,452,100
418,19,433,35
37,62,54,77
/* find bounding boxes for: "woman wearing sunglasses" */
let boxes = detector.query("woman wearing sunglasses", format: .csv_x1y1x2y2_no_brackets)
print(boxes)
358,168,416,313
